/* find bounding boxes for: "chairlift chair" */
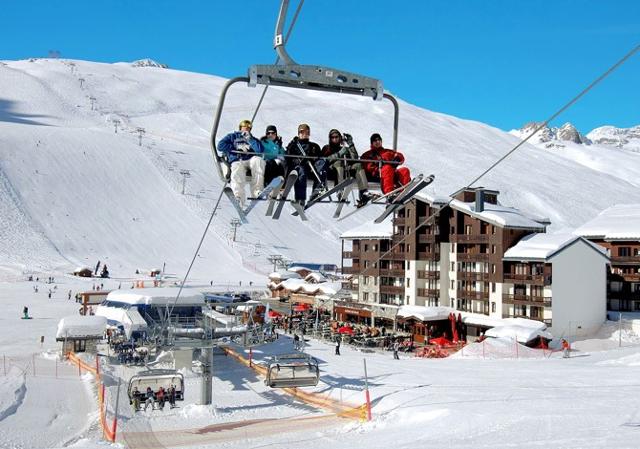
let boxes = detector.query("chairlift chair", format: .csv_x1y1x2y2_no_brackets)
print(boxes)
265,353,320,388
210,0,399,218
127,369,185,401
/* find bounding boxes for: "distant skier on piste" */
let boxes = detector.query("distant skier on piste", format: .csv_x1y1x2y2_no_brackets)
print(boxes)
361,133,411,197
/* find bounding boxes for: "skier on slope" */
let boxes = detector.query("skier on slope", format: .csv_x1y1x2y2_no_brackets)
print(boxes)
361,133,411,197
285,123,327,206
218,119,266,207
321,129,374,208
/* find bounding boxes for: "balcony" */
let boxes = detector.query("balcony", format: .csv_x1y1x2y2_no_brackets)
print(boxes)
451,234,492,243
417,270,440,280
342,266,360,274
611,256,640,264
457,290,490,301
381,251,407,260
342,251,359,259
417,251,440,261
418,234,437,243
458,271,490,281
503,273,549,284
456,253,490,262
380,268,405,277
501,314,551,327
417,288,440,298
502,294,552,307
393,217,407,226
380,285,404,295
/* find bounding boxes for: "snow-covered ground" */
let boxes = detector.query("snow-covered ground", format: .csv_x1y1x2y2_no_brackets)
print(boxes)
2,277,640,448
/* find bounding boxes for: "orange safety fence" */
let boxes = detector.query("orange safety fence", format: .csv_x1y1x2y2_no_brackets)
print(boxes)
222,347,368,421
67,352,116,442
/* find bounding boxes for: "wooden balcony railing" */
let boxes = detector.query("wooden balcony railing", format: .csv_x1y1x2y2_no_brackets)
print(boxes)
502,294,552,307
342,251,358,259
380,268,405,277
451,234,492,243
457,271,490,281
393,217,407,226
380,285,404,295
503,273,549,284
611,256,640,264
417,270,440,280
342,266,360,274
381,251,407,260
418,234,437,243
457,290,490,301
417,288,440,298
456,253,490,262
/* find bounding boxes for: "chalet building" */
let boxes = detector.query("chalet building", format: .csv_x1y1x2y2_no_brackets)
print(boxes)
574,204,640,312
503,233,609,334
341,187,611,339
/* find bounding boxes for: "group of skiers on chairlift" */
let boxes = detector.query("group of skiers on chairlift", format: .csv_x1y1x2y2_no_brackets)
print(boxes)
218,119,411,209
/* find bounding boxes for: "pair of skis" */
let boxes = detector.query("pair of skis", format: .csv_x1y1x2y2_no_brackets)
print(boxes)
223,176,285,224
337,174,435,222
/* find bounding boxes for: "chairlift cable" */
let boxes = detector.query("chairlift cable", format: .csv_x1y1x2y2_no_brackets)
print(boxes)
359,42,640,279
164,182,228,325
251,0,305,123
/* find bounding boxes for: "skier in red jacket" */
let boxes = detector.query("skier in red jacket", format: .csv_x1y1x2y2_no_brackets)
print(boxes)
360,133,411,195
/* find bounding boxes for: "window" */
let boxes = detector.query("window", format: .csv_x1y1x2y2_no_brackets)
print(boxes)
492,245,496,254
451,280,455,289
407,278,411,288
363,292,369,301
364,244,369,252
373,244,378,251
73,340,87,353
451,262,455,271
491,302,496,313
492,226,496,235
619,247,631,257
492,282,496,293
451,226,455,234
492,264,496,274
465,225,472,235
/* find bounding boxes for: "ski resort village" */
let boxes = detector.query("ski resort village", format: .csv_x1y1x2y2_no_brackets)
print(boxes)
1,2,640,448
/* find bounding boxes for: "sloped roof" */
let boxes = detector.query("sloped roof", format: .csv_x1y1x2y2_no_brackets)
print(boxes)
504,232,608,261
340,217,393,240
574,204,640,240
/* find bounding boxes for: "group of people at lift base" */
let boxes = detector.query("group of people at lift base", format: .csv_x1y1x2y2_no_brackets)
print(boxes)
130,385,178,412
218,120,411,208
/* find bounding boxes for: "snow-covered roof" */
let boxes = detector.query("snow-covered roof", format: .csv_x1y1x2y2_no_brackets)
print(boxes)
305,272,327,283
105,287,205,305
504,232,608,261
268,271,302,281
340,216,393,240
450,199,546,230
574,204,640,240
485,325,553,343
271,278,341,296
56,315,106,339
397,305,451,321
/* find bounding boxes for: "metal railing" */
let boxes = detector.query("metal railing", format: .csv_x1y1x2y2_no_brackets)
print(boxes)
502,294,552,307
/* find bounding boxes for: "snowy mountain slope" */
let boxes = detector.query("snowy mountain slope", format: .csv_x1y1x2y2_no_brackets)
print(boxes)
2,58,640,280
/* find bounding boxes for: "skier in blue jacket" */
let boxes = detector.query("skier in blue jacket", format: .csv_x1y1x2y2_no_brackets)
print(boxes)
260,124,286,186
218,119,266,207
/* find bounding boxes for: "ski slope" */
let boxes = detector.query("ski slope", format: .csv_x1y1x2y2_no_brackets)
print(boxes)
1,58,640,281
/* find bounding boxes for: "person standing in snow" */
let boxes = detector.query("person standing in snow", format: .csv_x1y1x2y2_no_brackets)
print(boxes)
260,125,286,188
321,129,374,208
285,123,327,205
561,338,571,358
335,335,341,356
393,339,400,360
361,133,411,197
218,119,266,207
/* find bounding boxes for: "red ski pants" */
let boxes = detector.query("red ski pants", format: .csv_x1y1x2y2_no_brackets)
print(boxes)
380,165,411,194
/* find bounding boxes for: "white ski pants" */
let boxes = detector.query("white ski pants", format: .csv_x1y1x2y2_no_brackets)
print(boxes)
230,156,266,206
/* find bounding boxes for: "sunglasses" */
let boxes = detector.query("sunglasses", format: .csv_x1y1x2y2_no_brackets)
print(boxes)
267,131,277,135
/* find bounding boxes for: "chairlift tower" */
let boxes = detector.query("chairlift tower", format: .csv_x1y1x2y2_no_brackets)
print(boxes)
113,119,120,134
230,218,242,241
136,127,146,146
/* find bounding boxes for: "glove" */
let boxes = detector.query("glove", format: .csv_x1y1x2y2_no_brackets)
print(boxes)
237,142,251,152
343,133,353,145
241,130,251,139
393,155,402,163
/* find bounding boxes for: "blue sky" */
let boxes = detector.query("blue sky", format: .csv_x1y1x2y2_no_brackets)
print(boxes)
1,0,638,132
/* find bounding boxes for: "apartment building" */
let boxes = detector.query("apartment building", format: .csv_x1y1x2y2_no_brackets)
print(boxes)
341,187,610,338
574,204,640,312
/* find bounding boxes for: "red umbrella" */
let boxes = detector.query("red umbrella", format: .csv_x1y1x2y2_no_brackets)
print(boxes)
293,304,309,312
338,326,355,335
268,310,282,318
450,313,459,342
430,336,452,347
